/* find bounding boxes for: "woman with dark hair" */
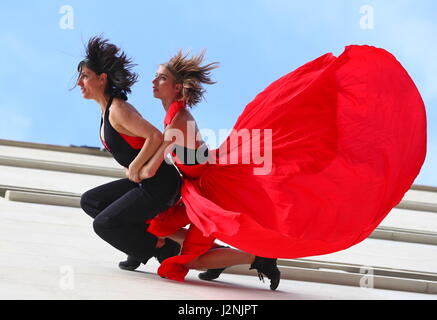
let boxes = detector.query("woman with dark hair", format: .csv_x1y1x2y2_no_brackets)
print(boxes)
144,45,426,291
77,36,182,268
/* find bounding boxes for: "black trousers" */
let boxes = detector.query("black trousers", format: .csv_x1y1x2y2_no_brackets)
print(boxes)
80,163,181,263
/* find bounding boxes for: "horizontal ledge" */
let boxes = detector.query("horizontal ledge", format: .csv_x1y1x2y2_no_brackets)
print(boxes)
3,187,437,246
5,190,81,208
0,138,435,191
370,226,437,245
396,200,437,213
0,155,437,209
411,184,437,193
0,161,436,214
278,258,437,282
0,138,110,157
0,155,124,178
227,260,437,294
0,184,81,198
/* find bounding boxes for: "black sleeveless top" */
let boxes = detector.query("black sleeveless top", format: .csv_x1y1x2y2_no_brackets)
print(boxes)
99,97,182,207
173,144,209,166
100,97,144,168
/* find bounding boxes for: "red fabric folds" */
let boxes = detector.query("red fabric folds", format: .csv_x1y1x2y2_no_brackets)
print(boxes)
156,224,215,281
150,45,427,281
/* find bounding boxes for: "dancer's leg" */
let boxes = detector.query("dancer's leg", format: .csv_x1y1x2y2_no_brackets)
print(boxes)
186,248,280,290
92,185,164,263
81,178,163,267
94,164,182,264
80,178,138,219
164,228,187,245
185,248,255,270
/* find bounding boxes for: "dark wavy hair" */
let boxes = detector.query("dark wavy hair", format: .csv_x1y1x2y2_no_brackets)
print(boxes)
76,36,138,101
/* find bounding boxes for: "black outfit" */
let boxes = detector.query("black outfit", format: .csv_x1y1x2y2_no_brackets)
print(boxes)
172,143,209,166
80,97,181,263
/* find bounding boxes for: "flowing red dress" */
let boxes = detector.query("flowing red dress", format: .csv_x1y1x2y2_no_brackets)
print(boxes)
148,45,427,281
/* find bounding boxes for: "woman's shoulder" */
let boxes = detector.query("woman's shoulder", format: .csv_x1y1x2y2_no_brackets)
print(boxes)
108,99,145,133
174,107,194,124
110,98,141,118
170,108,199,136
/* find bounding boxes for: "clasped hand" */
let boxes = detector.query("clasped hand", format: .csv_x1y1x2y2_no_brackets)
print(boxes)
125,162,156,183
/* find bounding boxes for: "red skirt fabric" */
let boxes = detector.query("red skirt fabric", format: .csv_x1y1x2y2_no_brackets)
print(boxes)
148,200,190,237
150,45,427,281
156,223,216,281
147,200,218,282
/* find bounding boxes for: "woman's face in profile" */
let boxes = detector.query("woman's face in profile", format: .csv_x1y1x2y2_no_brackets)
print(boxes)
77,66,106,100
152,65,181,101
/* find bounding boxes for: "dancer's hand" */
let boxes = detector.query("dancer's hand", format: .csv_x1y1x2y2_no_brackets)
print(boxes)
127,162,142,183
139,164,157,180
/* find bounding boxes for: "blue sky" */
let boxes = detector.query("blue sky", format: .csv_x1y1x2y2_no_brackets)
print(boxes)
0,0,436,186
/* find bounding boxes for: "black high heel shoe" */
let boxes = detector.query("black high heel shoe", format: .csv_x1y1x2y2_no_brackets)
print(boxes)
118,255,142,271
249,257,281,290
198,245,229,281
198,267,226,281
119,239,181,271
154,238,181,263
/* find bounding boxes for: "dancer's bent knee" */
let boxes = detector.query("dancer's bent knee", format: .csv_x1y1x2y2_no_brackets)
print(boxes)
93,214,122,234
80,191,101,218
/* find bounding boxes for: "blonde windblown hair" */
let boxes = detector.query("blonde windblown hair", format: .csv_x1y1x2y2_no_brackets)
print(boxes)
164,50,220,107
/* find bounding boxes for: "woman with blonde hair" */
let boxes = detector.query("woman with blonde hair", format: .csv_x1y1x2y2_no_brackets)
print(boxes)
144,45,426,291
140,49,278,290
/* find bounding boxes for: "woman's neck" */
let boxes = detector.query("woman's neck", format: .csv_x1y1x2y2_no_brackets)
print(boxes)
161,93,183,111
161,97,174,112
95,93,112,114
